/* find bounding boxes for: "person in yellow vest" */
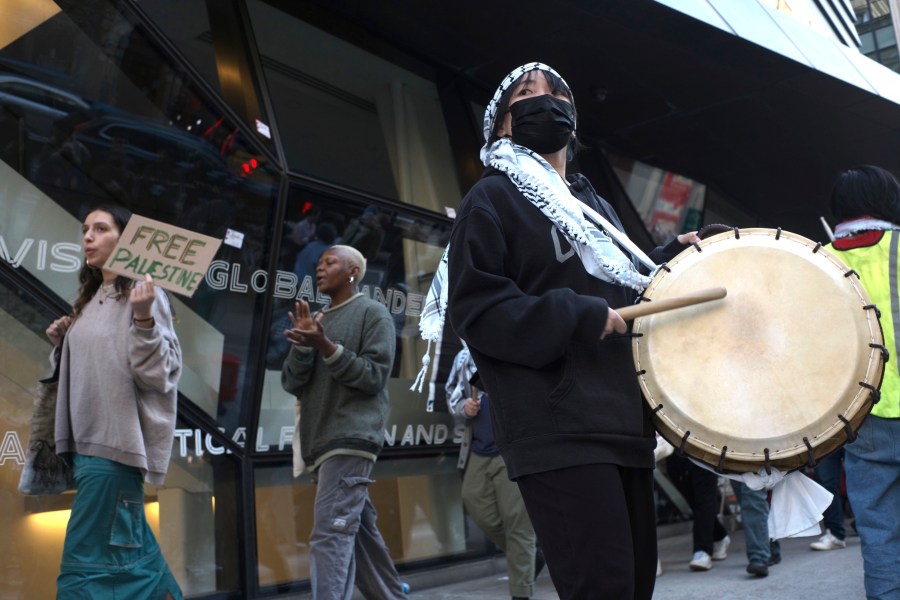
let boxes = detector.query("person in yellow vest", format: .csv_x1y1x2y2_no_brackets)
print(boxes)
827,165,900,600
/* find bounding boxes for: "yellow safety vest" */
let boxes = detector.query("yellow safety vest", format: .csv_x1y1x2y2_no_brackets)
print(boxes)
829,231,900,419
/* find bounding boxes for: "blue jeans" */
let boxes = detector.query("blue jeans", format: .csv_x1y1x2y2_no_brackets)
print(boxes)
844,416,900,600
309,455,406,600
731,482,777,564
814,450,845,540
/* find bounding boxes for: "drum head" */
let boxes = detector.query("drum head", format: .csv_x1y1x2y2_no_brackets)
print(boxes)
634,228,885,473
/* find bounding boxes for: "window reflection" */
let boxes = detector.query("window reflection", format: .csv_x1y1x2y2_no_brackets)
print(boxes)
163,419,242,596
2,0,483,596
0,1,280,434
0,3,273,597
852,0,892,21
137,0,278,157
0,274,65,599
852,0,900,71
246,0,463,211
608,153,707,245
260,188,452,452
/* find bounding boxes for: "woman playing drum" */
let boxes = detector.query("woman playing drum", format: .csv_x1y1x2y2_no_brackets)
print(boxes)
443,62,699,600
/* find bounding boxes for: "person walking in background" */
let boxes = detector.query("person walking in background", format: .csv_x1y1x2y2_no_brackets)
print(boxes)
341,205,387,262
826,165,900,600
265,222,339,370
49,204,182,598
441,62,700,599
446,347,541,600
665,454,730,572
809,450,849,552
291,204,322,250
281,245,407,600
653,433,675,577
731,482,781,578
293,222,338,284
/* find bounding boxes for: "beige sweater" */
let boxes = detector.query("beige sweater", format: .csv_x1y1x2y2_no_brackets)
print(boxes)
54,286,181,484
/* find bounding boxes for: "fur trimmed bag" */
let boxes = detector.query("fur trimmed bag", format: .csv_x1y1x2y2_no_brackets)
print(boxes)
18,354,74,495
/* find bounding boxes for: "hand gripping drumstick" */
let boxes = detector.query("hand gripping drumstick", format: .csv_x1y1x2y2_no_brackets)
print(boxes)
616,287,727,320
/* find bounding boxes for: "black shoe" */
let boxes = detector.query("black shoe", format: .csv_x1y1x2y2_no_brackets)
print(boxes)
534,547,546,578
746,562,769,577
767,553,781,566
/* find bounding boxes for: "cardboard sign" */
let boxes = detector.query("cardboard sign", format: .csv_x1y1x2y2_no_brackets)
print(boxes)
104,214,222,297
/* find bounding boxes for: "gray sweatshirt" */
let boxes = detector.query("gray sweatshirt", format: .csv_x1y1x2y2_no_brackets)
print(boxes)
281,294,396,471
54,286,181,484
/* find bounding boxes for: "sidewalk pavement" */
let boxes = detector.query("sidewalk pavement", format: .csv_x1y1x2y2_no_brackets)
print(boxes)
404,524,865,599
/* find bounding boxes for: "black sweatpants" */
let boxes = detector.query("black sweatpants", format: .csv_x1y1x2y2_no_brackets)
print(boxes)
516,463,657,600
666,453,728,555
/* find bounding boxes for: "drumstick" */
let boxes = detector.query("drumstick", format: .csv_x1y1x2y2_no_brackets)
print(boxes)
617,287,727,320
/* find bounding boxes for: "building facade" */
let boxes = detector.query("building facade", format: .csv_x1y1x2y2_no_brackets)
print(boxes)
2,0,900,597
852,0,900,70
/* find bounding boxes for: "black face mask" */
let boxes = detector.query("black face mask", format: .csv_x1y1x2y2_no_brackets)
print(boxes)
508,94,576,154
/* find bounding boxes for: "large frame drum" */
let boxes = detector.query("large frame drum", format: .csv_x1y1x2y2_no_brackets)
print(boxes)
633,228,886,473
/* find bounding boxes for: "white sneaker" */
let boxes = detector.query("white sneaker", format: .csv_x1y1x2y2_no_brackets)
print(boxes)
712,535,730,560
810,529,846,551
689,550,712,571
656,559,663,577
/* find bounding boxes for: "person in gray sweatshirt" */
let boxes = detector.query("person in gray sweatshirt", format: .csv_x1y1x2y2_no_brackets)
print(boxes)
48,204,182,599
281,244,406,600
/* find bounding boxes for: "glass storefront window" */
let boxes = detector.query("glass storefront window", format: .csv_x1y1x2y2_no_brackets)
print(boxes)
0,265,66,599
608,153,707,244
137,0,279,156
1,2,274,596
246,0,463,212
0,0,281,431
134,0,221,99
258,186,453,452
165,417,243,596
2,0,482,596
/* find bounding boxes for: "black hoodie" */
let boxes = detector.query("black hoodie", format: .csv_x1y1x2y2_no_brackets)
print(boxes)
447,169,685,479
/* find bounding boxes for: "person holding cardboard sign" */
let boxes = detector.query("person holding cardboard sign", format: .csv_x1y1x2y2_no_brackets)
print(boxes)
46,204,183,599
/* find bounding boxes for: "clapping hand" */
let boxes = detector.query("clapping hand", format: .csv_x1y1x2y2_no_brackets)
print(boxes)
284,300,333,355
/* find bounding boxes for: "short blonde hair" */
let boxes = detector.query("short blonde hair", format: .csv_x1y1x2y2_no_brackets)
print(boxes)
332,245,367,280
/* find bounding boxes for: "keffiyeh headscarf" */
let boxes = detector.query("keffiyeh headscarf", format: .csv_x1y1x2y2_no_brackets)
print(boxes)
413,62,654,393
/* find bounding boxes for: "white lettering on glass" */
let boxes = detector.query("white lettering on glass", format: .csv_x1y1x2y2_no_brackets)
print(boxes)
0,431,25,465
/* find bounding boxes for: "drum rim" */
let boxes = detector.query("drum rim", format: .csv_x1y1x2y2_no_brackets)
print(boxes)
633,228,886,473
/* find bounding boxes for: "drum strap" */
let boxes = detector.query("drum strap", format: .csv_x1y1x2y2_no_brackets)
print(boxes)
579,202,657,271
